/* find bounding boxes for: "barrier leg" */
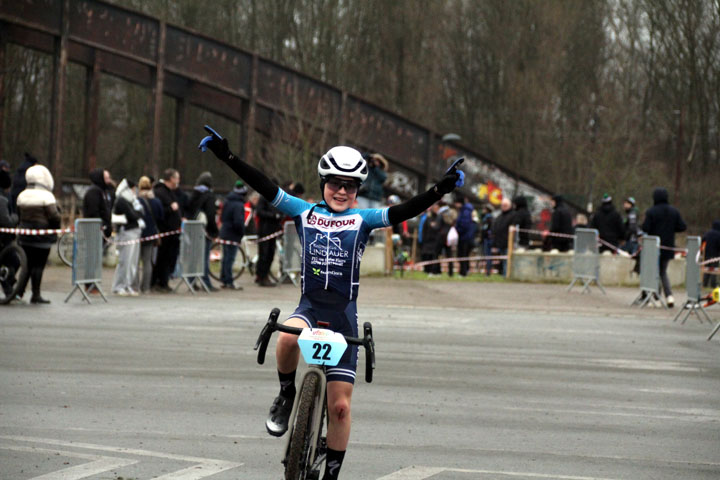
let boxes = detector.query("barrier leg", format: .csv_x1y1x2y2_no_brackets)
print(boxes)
673,301,689,322
596,280,606,295
567,277,578,292
708,320,720,341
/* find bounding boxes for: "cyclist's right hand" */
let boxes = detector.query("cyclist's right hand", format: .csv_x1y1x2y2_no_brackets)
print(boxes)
198,125,232,161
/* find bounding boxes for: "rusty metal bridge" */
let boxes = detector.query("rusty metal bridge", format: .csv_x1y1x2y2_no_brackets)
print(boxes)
0,0,556,210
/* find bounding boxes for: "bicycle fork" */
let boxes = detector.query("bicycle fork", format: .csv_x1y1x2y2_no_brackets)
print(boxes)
283,366,328,475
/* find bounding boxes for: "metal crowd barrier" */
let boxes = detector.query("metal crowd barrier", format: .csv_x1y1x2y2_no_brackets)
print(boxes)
175,220,209,294
567,228,605,294
65,218,107,304
631,235,666,308
278,221,301,287
674,236,712,324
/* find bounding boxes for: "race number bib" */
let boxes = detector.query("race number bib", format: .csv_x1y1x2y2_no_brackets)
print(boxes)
298,328,348,367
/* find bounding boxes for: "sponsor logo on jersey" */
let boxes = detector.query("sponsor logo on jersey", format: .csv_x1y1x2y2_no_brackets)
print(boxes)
307,214,357,229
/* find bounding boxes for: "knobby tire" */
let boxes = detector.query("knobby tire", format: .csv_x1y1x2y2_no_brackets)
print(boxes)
285,372,320,480
208,242,247,281
0,243,29,304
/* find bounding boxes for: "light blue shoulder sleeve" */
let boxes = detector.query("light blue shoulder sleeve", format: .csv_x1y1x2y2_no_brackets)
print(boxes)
359,207,391,230
271,189,310,217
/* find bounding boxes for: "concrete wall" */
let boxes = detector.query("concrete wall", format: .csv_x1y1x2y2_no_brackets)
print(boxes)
509,249,687,287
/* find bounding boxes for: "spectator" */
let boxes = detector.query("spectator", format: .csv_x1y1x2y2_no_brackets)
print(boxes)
0,160,10,198
0,166,19,298
244,190,260,235
491,197,514,275
549,195,573,252
702,220,720,289
188,171,219,291
152,168,182,292
219,180,247,289
574,213,589,231
454,193,476,276
641,187,687,307
512,195,533,248
83,167,115,241
480,205,493,275
133,176,163,294
255,178,283,287
15,164,61,304
9,152,38,214
622,197,640,255
111,179,144,296
437,202,458,277
357,153,388,209
591,194,625,253
418,202,442,275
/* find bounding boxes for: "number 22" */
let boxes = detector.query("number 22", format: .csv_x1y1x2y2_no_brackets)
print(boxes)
312,342,332,361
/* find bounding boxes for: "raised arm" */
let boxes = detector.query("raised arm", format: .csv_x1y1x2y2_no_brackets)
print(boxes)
388,159,464,225
199,126,278,202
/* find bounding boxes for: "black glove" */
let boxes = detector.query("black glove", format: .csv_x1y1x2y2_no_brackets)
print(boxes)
432,157,465,195
198,125,233,162
433,172,460,195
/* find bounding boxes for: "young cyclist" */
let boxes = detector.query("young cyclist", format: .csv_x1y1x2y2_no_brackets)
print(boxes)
199,125,463,479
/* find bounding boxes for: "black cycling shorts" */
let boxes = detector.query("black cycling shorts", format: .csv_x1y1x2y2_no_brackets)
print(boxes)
288,295,359,384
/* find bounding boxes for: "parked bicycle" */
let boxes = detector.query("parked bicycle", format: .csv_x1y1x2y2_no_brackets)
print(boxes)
0,236,29,304
254,308,375,480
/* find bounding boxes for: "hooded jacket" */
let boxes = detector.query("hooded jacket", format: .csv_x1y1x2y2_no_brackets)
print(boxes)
83,168,113,237
513,196,533,246
188,184,219,238
219,190,246,243
591,201,625,249
702,220,720,263
455,201,477,243
113,179,143,231
16,164,61,248
550,195,573,251
10,153,38,214
641,188,686,261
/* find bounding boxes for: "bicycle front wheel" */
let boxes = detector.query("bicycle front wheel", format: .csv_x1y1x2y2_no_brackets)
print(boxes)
0,243,29,304
285,372,321,480
57,231,74,267
208,241,247,282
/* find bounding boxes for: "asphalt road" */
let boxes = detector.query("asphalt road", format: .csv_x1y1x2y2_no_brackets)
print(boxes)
1,267,719,479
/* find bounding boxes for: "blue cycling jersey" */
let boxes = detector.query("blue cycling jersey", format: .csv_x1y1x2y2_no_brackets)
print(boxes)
272,189,390,301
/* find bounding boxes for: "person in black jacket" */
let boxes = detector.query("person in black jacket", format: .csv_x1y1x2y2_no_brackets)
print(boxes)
419,202,442,275
591,194,625,253
219,180,247,289
549,195,573,252
188,171,219,291
701,220,720,289
152,169,183,292
9,152,38,215
82,167,115,240
255,179,283,287
512,195,533,248
492,198,514,274
641,187,687,307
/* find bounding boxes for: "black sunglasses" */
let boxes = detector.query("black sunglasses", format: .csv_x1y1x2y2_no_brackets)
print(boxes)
325,178,359,194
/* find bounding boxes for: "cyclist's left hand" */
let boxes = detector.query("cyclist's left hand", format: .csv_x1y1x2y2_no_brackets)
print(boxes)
198,125,231,161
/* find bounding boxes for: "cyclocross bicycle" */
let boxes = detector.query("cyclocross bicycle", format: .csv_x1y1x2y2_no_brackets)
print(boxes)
254,308,375,480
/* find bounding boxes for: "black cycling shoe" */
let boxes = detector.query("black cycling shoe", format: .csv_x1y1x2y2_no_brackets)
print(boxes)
266,394,293,437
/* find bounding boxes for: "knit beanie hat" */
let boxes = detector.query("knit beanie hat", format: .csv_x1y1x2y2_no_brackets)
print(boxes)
602,193,612,203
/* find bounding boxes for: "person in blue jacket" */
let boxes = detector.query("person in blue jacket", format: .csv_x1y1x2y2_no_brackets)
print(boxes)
219,180,247,289
199,125,463,480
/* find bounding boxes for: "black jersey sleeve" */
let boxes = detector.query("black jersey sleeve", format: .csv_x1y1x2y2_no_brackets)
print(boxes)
222,153,278,202
387,188,442,225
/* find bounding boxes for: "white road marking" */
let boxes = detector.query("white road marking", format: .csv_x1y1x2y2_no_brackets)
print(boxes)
0,436,242,479
377,466,623,480
0,444,137,480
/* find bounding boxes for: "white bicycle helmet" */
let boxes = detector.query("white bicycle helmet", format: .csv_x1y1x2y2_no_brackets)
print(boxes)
318,146,368,183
